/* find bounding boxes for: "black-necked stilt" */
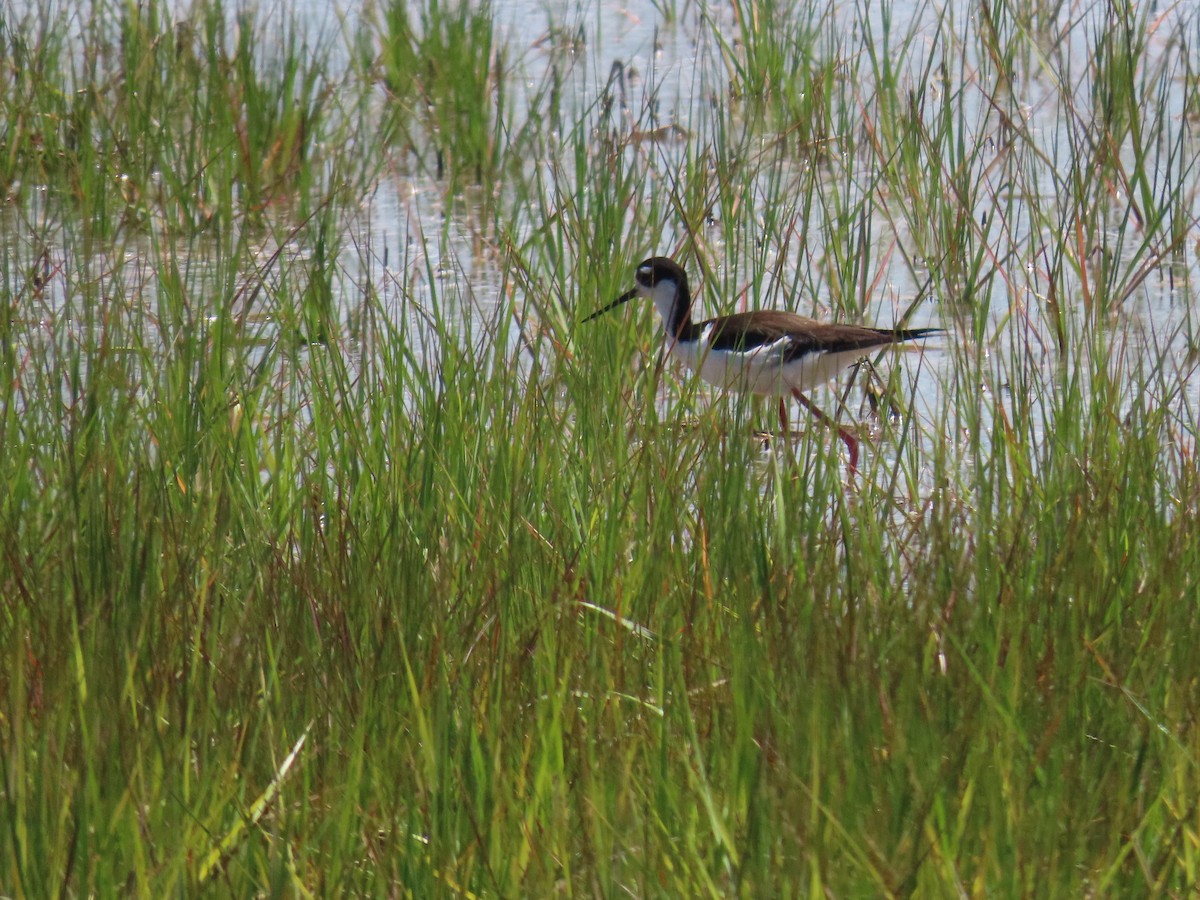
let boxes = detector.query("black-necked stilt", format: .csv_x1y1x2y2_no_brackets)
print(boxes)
585,256,942,474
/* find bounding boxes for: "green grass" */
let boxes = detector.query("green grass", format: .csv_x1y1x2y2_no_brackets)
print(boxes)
379,0,511,202
3,0,1200,894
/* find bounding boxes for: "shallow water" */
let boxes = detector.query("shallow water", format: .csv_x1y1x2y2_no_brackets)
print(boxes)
5,0,1199,476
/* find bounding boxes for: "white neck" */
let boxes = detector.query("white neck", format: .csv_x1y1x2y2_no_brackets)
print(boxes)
647,280,688,334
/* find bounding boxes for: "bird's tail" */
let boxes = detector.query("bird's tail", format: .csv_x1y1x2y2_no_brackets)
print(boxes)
891,327,943,342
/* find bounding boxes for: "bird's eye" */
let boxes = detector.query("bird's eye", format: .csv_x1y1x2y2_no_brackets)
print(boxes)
637,265,652,282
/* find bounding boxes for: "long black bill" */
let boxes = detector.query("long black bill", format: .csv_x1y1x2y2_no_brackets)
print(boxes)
583,287,638,323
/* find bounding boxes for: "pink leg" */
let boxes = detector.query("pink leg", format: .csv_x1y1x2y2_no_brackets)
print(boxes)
778,398,790,434
791,389,859,476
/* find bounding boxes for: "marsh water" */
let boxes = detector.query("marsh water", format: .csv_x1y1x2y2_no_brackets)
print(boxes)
374,0,1197,407
367,0,1200,467
6,0,1200,469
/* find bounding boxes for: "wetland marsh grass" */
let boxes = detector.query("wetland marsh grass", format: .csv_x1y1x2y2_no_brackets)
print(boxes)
2,0,1200,894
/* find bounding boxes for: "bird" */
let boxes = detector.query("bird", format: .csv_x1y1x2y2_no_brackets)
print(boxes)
584,256,941,473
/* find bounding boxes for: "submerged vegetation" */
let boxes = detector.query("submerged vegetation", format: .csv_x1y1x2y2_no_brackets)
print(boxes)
2,0,1200,894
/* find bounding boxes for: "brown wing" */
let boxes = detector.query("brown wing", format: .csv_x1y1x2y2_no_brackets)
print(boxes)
703,310,939,360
